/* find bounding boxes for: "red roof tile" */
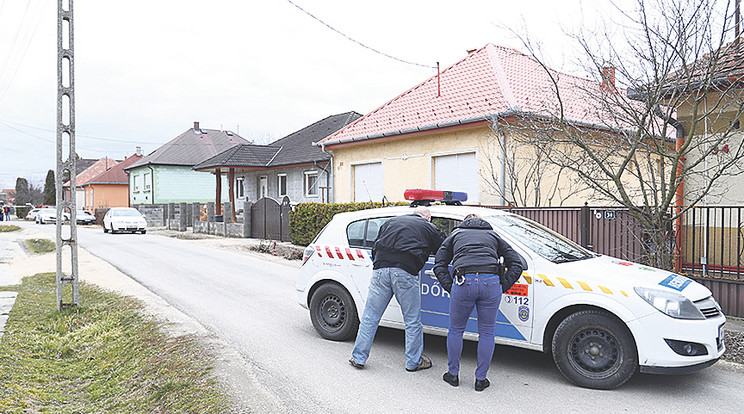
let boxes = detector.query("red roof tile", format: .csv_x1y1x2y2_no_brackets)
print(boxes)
64,158,120,187
84,154,143,185
320,44,621,146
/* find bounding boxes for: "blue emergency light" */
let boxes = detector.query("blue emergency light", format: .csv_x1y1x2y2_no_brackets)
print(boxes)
404,189,468,206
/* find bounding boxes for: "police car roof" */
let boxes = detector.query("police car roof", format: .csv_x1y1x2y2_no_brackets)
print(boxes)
331,204,511,221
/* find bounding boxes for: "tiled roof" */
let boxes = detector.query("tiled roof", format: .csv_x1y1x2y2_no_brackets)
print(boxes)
84,154,143,185
193,144,282,170
64,158,120,187
126,126,250,170
320,44,622,146
268,111,362,165
193,112,361,170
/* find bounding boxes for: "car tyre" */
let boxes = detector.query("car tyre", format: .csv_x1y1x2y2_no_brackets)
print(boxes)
103,225,108,233
309,282,359,341
141,230,147,234
110,224,117,234
552,309,637,390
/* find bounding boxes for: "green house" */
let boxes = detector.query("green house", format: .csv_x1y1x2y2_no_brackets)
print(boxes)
124,122,250,205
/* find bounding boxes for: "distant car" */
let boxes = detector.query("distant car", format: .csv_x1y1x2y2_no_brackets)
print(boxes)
35,208,59,224
103,207,147,234
26,208,41,221
75,210,96,225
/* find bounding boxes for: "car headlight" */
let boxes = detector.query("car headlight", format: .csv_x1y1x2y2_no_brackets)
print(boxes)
634,287,705,320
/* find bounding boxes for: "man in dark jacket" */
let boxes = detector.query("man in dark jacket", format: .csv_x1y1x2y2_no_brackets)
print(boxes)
349,206,444,372
433,215,523,391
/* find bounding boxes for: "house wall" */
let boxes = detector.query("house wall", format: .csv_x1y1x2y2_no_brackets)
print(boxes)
129,165,230,205
86,184,129,212
237,164,331,208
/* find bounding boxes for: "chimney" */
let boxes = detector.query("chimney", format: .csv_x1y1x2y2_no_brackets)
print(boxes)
601,66,616,93
193,121,200,131
467,49,477,55
135,146,142,156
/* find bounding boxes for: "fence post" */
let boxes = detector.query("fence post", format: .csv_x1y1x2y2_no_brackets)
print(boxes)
179,202,187,231
224,202,234,223
580,202,591,249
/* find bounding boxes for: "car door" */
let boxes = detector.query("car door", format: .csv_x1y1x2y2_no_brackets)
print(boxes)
420,216,534,343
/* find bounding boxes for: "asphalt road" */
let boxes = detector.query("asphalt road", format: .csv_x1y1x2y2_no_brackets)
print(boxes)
16,220,744,413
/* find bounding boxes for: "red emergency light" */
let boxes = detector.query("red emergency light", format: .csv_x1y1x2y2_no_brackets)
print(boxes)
404,189,467,206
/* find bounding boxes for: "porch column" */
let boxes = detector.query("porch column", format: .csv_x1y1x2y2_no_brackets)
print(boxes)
228,168,236,221
215,169,222,216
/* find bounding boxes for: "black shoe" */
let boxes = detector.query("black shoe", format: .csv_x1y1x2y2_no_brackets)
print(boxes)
349,358,364,369
443,372,459,387
406,354,432,372
475,378,490,391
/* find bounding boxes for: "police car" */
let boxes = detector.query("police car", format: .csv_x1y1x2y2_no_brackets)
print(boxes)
295,190,726,389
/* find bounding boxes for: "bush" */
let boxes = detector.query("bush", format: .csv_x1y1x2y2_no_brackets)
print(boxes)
289,201,406,246
15,205,30,219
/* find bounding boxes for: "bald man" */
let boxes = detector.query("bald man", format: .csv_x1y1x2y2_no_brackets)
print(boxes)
349,206,445,372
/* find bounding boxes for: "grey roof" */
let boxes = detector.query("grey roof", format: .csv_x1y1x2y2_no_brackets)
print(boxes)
192,111,362,170
76,159,98,175
125,127,251,170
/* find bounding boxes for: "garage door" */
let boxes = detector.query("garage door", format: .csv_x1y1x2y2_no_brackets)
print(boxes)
354,162,383,202
434,152,478,202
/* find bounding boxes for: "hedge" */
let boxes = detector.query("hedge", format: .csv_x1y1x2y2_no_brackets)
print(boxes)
289,201,407,246
14,205,30,219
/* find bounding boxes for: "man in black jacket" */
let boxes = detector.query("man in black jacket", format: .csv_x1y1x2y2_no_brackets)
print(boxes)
433,215,523,391
349,206,444,372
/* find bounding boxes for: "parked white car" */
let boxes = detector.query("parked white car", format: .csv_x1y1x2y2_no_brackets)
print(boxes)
75,210,96,225
103,207,147,234
35,208,59,224
296,190,726,390
25,208,41,221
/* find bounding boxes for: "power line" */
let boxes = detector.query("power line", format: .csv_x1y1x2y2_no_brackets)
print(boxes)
285,0,435,69
0,1,47,103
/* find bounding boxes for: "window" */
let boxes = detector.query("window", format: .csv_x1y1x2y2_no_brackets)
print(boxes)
353,162,382,202
133,175,140,192
346,217,393,248
259,176,268,199
304,171,318,197
433,152,478,203
277,174,287,197
236,177,245,199
144,173,151,191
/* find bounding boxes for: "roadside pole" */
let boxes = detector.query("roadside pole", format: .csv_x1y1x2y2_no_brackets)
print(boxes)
56,0,79,310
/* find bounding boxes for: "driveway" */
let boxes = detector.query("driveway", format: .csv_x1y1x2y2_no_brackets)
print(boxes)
6,220,744,413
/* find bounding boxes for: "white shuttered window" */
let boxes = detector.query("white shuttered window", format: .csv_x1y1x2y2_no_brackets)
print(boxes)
353,162,383,202
434,152,478,203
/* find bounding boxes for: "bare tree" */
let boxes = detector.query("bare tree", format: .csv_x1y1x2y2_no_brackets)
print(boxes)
501,0,744,269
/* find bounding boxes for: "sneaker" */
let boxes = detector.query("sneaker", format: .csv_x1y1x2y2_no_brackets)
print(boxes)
474,378,490,392
349,358,364,369
406,354,432,372
443,372,459,387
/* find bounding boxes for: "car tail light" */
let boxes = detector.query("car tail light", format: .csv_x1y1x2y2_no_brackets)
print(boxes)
302,246,315,266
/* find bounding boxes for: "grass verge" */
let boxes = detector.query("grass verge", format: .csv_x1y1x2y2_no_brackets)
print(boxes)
0,273,231,413
24,238,55,254
0,225,20,232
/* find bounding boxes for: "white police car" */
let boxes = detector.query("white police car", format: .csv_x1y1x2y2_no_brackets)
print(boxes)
295,190,726,389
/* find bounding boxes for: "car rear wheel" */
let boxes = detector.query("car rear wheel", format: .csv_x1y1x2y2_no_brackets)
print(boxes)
103,225,108,233
309,283,359,341
552,309,637,390
141,230,147,234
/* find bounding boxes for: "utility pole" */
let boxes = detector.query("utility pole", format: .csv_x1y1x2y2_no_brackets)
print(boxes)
56,0,79,310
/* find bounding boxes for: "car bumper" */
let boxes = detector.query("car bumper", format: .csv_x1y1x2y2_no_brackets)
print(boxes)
631,311,726,370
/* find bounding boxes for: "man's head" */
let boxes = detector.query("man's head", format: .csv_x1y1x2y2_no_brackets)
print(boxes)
413,206,432,221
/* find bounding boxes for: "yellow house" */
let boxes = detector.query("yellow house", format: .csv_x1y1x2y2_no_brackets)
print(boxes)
318,44,628,206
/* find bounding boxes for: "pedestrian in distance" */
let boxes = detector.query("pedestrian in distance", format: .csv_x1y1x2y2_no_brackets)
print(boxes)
433,213,524,391
349,206,445,372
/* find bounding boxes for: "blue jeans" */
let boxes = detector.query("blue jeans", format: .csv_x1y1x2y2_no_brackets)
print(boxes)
447,273,502,380
351,267,424,370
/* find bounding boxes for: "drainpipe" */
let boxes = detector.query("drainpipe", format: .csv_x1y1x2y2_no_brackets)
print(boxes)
318,142,333,203
500,129,507,206
148,164,155,205
653,104,686,272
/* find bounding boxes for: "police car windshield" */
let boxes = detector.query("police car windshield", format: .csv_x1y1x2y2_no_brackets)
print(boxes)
486,215,595,264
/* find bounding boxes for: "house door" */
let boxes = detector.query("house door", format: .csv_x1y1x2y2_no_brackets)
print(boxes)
259,176,268,199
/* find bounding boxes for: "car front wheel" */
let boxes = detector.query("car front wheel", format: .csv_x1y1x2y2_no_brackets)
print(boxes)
552,309,637,390
110,224,117,234
309,283,359,341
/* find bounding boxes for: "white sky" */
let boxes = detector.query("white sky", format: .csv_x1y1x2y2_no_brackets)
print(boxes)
0,0,612,191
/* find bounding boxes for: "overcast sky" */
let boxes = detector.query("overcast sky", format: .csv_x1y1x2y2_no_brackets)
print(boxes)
0,0,613,191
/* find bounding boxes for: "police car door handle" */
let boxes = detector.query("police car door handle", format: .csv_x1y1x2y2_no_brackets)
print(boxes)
424,270,437,279
352,260,370,267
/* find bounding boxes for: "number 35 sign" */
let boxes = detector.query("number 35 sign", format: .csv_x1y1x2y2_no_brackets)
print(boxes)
711,144,729,155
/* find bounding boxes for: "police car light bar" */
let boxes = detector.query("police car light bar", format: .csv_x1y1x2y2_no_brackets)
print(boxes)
404,189,467,206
